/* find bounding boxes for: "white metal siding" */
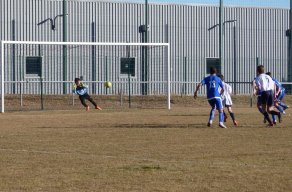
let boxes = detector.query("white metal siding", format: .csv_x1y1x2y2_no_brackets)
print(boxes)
0,0,290,95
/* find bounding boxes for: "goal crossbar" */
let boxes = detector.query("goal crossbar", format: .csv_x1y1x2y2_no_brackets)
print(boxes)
0,41,171,113
1,41,169,47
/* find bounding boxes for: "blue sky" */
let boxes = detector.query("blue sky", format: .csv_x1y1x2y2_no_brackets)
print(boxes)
110,0,290,9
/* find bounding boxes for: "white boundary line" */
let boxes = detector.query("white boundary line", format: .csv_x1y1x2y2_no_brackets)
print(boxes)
0,148,162,163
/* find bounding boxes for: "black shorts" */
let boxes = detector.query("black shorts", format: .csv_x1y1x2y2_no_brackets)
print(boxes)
257,96,262,105
260,90,273,107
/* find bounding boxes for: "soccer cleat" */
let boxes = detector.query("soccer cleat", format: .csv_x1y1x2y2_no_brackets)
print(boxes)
86,106,90,111
224,115,228,122
273,121,277,125
233,120,238,126
266,123,274,127
219,123,227,129
278,113,282,123
95,106,102,110
207,122,212,127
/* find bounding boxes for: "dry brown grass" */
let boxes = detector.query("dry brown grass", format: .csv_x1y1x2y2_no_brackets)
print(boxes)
0,96,291,191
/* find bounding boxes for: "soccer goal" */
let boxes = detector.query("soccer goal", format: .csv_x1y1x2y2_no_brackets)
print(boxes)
0,41,170,113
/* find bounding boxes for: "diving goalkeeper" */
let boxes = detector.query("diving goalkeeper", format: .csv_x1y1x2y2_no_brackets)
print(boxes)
73,78,102,111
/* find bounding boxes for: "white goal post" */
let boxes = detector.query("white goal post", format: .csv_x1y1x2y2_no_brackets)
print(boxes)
0,41,171,113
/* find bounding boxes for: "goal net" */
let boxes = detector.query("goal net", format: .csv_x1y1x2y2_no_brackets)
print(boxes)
0,41,170,112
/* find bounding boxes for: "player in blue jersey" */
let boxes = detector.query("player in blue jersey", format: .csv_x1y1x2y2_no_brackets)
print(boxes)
194,67,227,128
73,78,102,111
266,72,289,111
265,72,288,124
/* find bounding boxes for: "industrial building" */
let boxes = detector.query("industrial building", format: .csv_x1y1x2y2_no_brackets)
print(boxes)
0,0,290,95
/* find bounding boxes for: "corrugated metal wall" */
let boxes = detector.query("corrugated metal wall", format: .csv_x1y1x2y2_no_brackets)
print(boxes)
0,0,290,95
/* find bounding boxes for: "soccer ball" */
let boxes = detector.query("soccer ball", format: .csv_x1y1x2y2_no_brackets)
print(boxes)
104,81,112,88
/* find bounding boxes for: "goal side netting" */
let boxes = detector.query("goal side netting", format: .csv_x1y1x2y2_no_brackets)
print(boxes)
0,41,170,112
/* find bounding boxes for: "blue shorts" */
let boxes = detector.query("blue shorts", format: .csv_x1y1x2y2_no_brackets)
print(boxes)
208,98,223,110
277,89,285,101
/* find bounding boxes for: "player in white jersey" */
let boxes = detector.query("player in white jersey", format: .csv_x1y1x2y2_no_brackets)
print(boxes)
252,77,265,115
218,75,238,126
253,65,281,126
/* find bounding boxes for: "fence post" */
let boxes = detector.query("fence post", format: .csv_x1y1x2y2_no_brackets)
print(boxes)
40,77,44,110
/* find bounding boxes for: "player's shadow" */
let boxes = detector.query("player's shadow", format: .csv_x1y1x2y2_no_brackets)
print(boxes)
112,123,208,129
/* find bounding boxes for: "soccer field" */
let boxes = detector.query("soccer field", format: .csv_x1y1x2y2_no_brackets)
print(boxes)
0,99,291,191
